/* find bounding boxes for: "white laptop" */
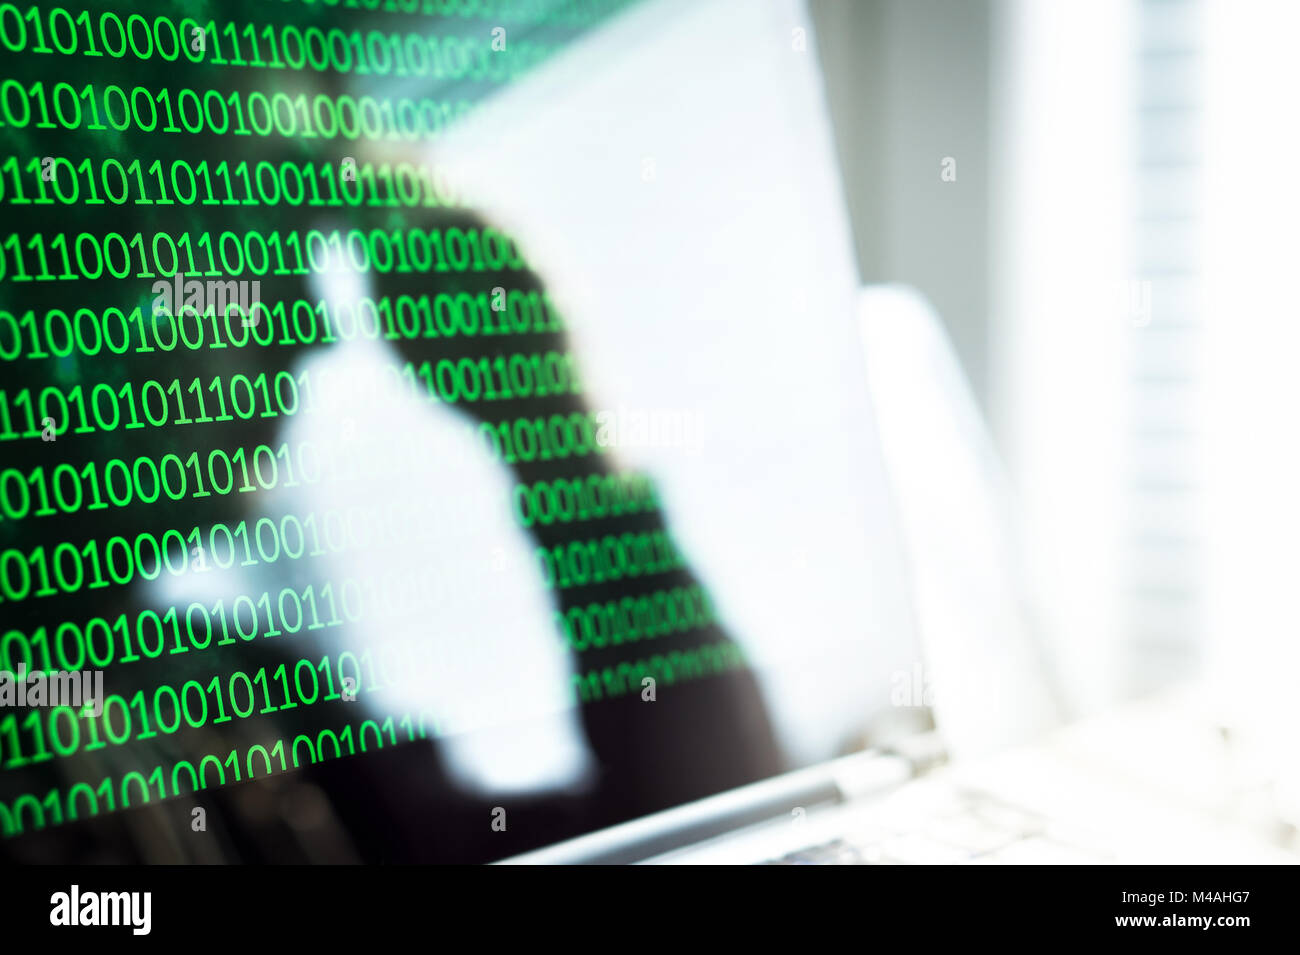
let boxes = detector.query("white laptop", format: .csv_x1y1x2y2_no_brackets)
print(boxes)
405,0,1051,865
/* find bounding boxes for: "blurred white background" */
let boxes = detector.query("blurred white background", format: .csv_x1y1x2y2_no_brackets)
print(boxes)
809,0,1300,853
813,0,1300,729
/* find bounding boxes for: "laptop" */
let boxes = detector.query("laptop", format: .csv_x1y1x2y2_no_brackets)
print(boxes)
1,0,1283,867
461,0,1289,865
435,0,1069,864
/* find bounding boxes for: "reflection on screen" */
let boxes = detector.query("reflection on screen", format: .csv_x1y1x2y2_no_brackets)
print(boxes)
0,0,914,862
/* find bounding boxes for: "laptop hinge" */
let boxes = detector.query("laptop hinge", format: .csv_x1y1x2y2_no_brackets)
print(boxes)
499,752,909,865
880,729,950,778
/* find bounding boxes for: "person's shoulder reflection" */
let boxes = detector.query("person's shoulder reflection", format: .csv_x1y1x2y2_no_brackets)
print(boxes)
228,198,785,861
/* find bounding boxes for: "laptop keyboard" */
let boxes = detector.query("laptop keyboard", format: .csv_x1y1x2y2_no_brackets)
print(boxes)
764,789,1111,864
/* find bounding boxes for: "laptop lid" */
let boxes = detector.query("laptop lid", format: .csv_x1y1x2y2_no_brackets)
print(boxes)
0,0,918,864
857,286,1063,760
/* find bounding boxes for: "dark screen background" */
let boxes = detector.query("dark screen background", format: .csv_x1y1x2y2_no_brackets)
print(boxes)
0,0,803,863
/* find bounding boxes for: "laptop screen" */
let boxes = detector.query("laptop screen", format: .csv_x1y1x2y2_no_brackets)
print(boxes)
0,0,917,863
